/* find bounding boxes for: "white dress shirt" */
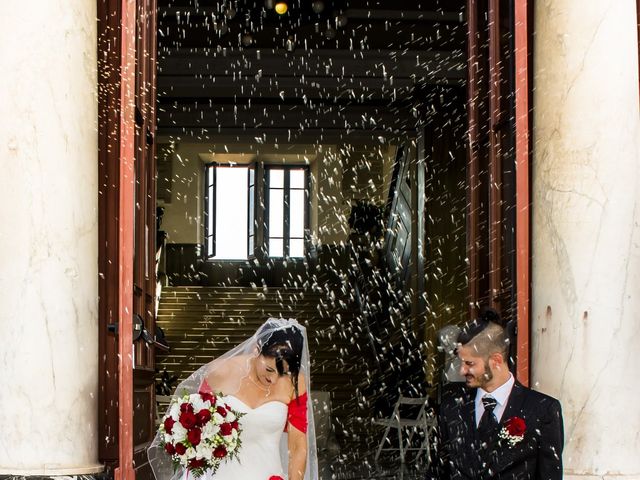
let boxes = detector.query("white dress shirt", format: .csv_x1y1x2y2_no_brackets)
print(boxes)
475,373,515,426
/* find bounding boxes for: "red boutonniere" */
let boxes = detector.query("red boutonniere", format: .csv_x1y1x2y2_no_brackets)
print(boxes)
499,416,526,447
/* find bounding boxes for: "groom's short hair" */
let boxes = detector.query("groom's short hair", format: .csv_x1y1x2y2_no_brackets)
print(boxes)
457,307,509,359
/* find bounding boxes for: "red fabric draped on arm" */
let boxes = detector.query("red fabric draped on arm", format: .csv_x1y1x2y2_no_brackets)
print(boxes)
199,379,212,393
285,392,308,433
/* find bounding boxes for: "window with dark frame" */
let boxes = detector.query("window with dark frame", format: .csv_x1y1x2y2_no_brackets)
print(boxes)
266,166,308,258
204,165,216,258
248,164,256,257
204,164,249,260
205,163,308,261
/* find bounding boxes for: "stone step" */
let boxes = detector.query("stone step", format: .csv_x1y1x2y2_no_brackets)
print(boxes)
156,286,376,451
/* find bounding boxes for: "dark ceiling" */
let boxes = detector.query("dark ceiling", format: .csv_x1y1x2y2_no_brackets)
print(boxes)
156,0,468,143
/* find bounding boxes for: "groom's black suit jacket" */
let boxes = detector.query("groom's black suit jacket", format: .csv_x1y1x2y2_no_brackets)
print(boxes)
430,381,563,480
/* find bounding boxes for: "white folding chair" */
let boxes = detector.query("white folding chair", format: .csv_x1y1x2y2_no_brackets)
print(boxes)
373,396,437,464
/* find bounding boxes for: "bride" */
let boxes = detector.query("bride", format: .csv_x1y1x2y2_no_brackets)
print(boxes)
148,318,318,480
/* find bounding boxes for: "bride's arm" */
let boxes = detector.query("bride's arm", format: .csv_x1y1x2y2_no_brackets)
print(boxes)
287,374,308,480
288,426,307,480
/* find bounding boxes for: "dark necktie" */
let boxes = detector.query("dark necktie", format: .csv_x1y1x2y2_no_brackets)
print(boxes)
478,395,499,434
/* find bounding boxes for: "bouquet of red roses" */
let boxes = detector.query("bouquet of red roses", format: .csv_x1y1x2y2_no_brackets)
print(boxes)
159,390,243,478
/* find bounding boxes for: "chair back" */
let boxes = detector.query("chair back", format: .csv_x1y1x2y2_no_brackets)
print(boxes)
373,395,436,464
155,394,173,425
389,396,429,423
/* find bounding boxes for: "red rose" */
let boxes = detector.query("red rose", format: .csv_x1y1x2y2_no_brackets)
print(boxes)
225,403,232,411
231,420,239,430
187,427,202,446
180,403,194,414
216,406,228,417
180,410,198,429
199,391,215,404
505,416,526,436
164,417,175,434
269,476,284,480
175,443,187,455
189,458,206,469
164,443,175,455
213,445,227,458
220,422,233,436
196,409,212,426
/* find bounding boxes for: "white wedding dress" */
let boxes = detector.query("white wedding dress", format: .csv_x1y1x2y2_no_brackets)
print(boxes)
150,319,317,480
188,395,289,480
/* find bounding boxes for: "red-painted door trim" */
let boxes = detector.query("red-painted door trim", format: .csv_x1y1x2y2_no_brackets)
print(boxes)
115,0,136,478
515,0,531,387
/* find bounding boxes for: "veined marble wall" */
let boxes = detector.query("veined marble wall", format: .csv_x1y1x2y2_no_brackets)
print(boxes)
532,0,640,478
0,0,102,475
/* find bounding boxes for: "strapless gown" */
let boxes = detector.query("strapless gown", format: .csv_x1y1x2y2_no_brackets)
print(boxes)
187,395,289,480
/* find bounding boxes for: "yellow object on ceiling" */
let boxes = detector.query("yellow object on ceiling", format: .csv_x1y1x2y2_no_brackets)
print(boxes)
275,2,288,15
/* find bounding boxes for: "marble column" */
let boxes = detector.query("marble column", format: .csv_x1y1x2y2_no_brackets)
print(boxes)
0,0,102,476
532,0,640,478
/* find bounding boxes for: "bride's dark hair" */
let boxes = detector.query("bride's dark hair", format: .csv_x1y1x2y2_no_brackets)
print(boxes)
257,320,304,397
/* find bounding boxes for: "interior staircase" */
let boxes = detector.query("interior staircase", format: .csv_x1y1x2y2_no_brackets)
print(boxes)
155,285,379,452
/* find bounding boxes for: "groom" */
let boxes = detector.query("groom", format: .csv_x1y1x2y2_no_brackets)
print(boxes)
430,309,564,480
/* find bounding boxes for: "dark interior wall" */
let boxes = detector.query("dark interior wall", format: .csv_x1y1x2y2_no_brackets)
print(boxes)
422,90,468,385
164,243,349,288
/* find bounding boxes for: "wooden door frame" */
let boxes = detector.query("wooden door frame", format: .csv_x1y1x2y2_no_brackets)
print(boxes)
467,0,531,386
97,0,137,477
514,0,531,386
117,1,137,478
466,0,481,319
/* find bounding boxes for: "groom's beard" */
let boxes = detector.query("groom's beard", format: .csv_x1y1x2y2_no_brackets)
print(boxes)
468,363,494,388
465,363,494,388
481,364,494,386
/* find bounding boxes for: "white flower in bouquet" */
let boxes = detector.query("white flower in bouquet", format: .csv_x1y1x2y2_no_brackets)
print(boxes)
190,393,210,412
213,412,225,424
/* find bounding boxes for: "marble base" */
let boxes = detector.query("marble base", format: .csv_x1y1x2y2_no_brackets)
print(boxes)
0,474,109,480
0,466,104,478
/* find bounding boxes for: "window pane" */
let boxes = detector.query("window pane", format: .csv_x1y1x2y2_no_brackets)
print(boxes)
290,238,304,257
269,169,284,188
207,186,214,234
248,235,254,254
290,189,305,237
207,238,214,257
214,167,248,259
269,238,283,257
290,169,305,189
207,165,214,186
269,189,284,237
249,167,255,186
248,185,254,231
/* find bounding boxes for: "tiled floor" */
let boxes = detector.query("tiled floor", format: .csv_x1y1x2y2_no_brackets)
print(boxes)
318,449,429,480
